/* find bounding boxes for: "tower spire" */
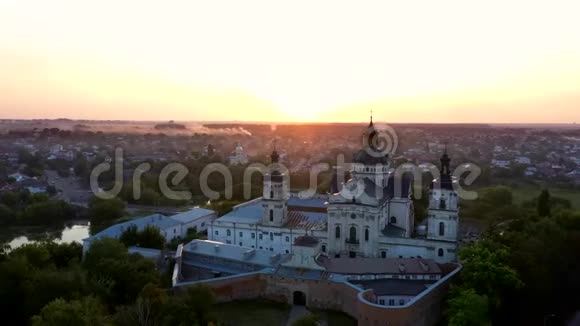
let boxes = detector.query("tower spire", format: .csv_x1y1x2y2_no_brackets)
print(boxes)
369,109,374,127
440,142,451,176
271,139,280,163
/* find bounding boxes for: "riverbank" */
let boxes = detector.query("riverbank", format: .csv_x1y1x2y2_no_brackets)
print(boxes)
1,220,90,249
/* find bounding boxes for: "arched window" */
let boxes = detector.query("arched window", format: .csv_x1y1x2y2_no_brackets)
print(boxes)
390,216,397,224
439,222,445,236
269,209,274,222
439,198,446,209
381,251,386,258
335,225,341,238
349,226,357,242
270,190,274,199
438,248,444,257
226,229,231,236
365,228,369,241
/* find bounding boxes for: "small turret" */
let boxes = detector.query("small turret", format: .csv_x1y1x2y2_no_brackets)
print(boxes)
440,143,451,176
432,143,453,191
426,147,459,262
271,148,280,164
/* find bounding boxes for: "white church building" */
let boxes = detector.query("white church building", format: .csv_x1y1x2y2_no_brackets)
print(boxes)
228,143,249,165
210,120,459,263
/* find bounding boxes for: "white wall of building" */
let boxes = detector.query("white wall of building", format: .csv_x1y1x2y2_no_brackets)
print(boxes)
210,222,328,255
178,213,216,235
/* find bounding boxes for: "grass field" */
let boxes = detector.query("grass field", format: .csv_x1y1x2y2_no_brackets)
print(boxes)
311,309,357,326
212,300,358,326
507,183,580,209
213,300,290,326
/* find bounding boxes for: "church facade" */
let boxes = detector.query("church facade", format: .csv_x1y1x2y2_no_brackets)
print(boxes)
210,120,459,263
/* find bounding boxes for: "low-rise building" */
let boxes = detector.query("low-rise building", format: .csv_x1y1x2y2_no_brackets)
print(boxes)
525,166,538,176
82,208,217,253
491,159,511,168
514,156,531,165
169,208,217,233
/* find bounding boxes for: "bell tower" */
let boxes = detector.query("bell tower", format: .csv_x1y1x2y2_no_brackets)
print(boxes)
427,146,459,242
262,146,289,226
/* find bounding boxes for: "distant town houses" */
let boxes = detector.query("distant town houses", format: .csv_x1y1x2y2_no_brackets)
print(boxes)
8,172,31,183
491,159,511,168
2,121,580,194
524,166,538,176
514,156,531,165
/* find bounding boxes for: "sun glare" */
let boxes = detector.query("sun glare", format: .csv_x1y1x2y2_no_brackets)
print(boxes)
0,0,580,122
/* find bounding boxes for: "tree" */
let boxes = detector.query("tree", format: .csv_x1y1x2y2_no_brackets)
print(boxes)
31,297,111,326
82,238,128,272
458,240,523,309
0,204,17,226
114,283,167,326
0,256,34,324
138,225,166,249
160,285,217,326
10,243,53,269
554,210,580,231
73,157,89,177
447,288,490,326
537,189,551,217
88,197,126,234
120,225,166,249
0,242,91,324
0,191,20,209
45,242,83,268
523,194,570,213
83,238,160,305
24,267,90,319
138,188,162,206
119,225,140,247
23,200,75,226
167,227,202,250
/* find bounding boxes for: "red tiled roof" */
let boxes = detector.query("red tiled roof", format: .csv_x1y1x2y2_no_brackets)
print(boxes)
283,211,326,231
288,205,327,213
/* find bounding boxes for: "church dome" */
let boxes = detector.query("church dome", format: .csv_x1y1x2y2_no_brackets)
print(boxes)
353,114,390,165
353,149,389,165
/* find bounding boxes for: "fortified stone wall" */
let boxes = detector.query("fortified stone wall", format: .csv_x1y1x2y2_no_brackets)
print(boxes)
174,265,460,326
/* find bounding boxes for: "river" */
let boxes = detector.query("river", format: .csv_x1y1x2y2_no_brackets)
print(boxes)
6,223,90,249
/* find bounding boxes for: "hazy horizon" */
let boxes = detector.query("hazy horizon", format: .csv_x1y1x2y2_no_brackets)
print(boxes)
2,0,580,123
1,118,579,128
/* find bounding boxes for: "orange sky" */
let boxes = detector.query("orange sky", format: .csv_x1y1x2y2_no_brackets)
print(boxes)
1,0,580,123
